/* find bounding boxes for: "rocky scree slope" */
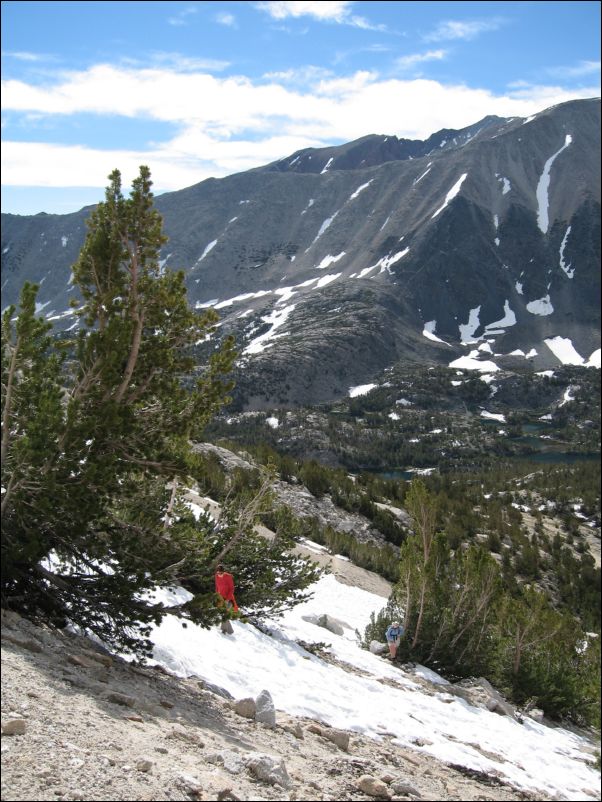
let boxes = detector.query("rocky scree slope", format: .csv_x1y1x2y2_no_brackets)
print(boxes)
2,606,566,802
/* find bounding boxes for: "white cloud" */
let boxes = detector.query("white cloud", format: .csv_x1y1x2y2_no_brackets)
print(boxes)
256,1,353,21
255,1,385,30
425,18,504,42
396,50,447,69
504,81,600,103
215,12,236,27
168,6,198,27
1,50,53,62
2,63,599,194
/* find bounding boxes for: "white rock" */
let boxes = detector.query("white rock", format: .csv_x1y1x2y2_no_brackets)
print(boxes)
255,689,276,728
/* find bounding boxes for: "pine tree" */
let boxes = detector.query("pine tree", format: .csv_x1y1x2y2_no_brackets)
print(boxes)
1,167,318,655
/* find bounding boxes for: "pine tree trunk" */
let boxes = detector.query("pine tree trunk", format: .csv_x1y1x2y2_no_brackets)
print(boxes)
1,334,21,466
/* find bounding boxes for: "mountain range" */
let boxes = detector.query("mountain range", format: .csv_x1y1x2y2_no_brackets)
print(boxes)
1,97,600,407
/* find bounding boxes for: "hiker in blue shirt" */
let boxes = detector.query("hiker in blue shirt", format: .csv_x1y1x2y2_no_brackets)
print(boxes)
385,621,404,659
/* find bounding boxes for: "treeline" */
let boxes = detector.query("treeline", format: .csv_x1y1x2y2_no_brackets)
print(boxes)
363,480,601,728
193,443,404,580
210,439,409,547
400,466,601,632
202,440,600,633
262,505,401,582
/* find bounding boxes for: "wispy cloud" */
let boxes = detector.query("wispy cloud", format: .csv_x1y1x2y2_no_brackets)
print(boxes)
546,60,601,79
2,50,56,63
215,12,237,27
149,52,231,73
396,50,447,70
255,1,386,31
263,65,334,85
425,18,504,42
167,6,198,27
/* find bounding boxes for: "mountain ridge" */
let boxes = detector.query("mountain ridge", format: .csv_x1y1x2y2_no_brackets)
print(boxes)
1,98,600,407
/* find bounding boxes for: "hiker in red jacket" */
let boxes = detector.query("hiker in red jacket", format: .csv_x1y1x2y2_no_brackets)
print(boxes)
215,564,238,633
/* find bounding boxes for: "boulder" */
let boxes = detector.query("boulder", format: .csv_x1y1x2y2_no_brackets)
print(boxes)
527,708,545,723
2,719,27,736
233,698,256,719
206,749,246,775
369,640,388,655
357,775,391,799
199,680,234,700
317,614,346,636
391,779,422,797
255,689,276,728
67,654,96,669
243,752,292,788
306,723,350,751
452,677,516,718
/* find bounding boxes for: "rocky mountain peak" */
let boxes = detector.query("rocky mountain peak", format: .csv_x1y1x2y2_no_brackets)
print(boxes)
1,98,600,408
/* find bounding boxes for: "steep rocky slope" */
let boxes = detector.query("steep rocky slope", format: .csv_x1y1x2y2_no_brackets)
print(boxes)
2,601,574,802
1,98,599,406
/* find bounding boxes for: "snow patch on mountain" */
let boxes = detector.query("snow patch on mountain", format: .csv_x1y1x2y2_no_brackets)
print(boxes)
349,180,373,201
316,252,346,270
349,383,377,397
587,348,601,367
459,306,481,343
142,573,596,801
481,410,506,422
315,272,341,289
536,135,573,233
449,350,500,372
431,173,468,219
484,300,517,334
559,226,574,278
422,321,450,345
413,163,432,185
198,239,218,262
243,304,295,355
215,290,272,310
355,248,410,278
526,295,554,316
543,336,585,365
308,211,340,249
498,176,511,194
274,278,316,305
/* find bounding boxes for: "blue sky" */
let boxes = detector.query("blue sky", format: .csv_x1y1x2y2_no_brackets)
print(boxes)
2,0,600,215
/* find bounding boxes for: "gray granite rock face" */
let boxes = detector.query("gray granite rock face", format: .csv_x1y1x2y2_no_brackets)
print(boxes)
2,99,599,407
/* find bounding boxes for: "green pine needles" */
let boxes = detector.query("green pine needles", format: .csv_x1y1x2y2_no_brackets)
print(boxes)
1,167,319,656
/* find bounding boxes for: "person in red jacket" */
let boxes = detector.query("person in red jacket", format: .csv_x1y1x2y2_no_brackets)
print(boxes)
215,564,238,633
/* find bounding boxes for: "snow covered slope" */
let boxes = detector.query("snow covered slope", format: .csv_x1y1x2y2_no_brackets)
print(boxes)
145,574,600,802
